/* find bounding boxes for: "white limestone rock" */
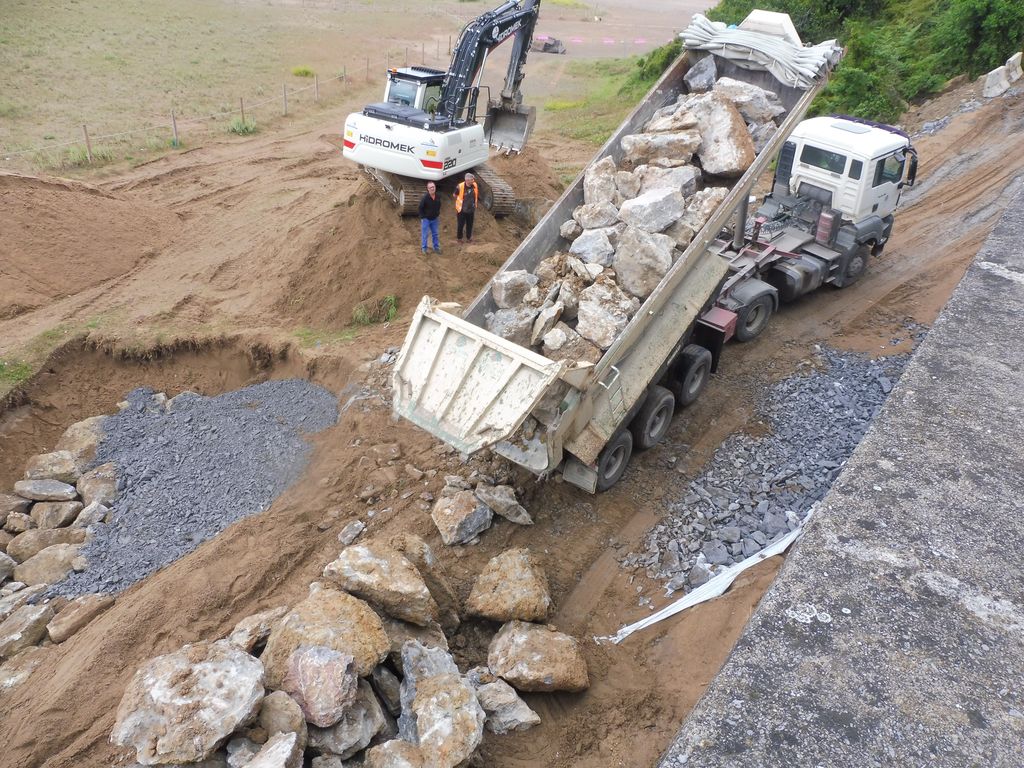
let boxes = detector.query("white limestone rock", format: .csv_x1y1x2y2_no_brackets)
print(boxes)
617,187,685,233
613,226,676,300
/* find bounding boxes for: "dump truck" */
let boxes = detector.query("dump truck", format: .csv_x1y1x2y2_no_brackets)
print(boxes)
392,12,918,493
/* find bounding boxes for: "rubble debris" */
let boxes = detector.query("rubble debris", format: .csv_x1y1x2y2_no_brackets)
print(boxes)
430,491,493,545
473,484,533,525
559,219,582,241
466,548,552,622
337,520,366,546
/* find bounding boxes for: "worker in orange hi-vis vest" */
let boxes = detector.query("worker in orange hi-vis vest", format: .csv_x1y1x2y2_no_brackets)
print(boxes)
453,172,479,244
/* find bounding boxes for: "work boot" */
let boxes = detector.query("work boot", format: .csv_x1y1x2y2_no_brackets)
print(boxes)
421,248,427,254
433,247,441,254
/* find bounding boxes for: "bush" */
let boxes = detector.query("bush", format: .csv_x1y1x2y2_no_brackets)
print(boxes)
352,295,398,325
228,116,257,135
620,39,684,97
291,65,315,77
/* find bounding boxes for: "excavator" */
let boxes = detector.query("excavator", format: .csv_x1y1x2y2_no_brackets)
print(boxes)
342,0,541,216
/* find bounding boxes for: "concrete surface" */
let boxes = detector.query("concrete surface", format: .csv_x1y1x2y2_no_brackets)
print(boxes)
658,188,1024,767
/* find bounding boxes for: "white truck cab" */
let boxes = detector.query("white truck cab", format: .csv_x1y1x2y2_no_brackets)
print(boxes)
782,116,918,223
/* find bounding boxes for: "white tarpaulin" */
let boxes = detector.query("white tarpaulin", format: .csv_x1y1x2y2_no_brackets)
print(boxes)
681,14,841,90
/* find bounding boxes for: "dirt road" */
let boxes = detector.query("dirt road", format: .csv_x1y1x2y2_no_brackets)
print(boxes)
0,78,1022,768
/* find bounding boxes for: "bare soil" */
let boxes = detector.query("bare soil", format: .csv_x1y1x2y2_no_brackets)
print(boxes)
0,45,1022,768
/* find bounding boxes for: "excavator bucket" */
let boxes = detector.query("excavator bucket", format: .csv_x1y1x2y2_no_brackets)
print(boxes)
484,102,536,153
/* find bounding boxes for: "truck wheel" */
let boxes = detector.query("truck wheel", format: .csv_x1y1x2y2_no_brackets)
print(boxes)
834,244,869,288
671,344,712,407
596,430,633,492
630,385,675,451
734,294,774,342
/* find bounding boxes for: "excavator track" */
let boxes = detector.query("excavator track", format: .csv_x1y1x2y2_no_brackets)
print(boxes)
361,166,428,216
473,164,517,217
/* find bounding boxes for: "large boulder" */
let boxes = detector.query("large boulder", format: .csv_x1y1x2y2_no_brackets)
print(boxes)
471,676,540,734
398,640,460,741
227,605,290,653
258,690,308,752
644,105,698,134
681,187,729,233
575,281,640,349
664,218,696,249
412,673,485,768
261,586,389,686
389,534,460,633
4,513,34,534
430,491,492,545
55,415,106,467
111,640,265,766
712,77,785,124
0,584,46,623
6,527,87,562
617,187,685,233
568,228,614,266
491,270,538,309
473,484,532,526
364,740,425,768
559,219,582,241
371,664,402,715
72,501,109,528
485,307,538,347
614,170,642,202
531,302,564,346
684,53,717,93
46,593,113,643
0,552,15,582
24,451,81,484
0,602,54,660
240,732,301,768
572,201,619,229
77,462,117,507
613,227,676,300
748,121,778,154
0,494,31,520
583,155,617,205
13,479,77,502
466,548,552,622
14,543,86,585
282,645,358,727
307,679,386,759
488,621,589,693
687,93,756,177
323,541,439,626
621,131,701,167
636,164,702,197
30,501,82,529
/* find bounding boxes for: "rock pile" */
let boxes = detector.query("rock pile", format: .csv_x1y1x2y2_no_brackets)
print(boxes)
0,415,117,672
429,476,532,545
622,347,911,592
111,538,586,766
483,71,786,371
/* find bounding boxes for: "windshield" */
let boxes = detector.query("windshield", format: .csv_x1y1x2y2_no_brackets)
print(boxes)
800,144,847,174
387,79,418,107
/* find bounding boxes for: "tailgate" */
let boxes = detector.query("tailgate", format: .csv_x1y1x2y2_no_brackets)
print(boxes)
392,297,567,454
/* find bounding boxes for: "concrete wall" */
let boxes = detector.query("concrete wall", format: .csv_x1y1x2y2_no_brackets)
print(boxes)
658,187,1024,767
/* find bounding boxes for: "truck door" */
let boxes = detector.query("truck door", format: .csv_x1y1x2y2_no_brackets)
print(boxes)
868,153,905,218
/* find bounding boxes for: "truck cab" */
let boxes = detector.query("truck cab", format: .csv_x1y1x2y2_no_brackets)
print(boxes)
777,116,918,225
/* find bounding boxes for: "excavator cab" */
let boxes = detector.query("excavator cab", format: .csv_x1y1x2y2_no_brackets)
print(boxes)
383,67,446,115
483,99,536,152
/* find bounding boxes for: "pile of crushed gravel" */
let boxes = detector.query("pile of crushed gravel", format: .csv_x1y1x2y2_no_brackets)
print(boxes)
48,380,338,598
624,345,919,592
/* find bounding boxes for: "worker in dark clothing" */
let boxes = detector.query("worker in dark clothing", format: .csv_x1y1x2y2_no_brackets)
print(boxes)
454,172,479,243
418,181,441,254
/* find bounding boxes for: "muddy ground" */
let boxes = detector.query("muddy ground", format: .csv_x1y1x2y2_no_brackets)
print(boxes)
0,63,1022,768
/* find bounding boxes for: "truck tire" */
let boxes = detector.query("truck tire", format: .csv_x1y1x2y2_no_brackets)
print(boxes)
833,243,869,288
596,430,633,492
671,344,712,407
630,385,675,451
734,293,774,342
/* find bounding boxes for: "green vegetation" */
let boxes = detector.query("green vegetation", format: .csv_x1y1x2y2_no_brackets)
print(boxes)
707,0,1024,122
352,295,399,326
0,359,32,385
291,65,315,77
228,116,258,135
548,0,589,8
293,326,358,347
542,40,684,145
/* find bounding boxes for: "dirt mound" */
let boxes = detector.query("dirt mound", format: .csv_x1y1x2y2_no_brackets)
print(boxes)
0,173,178,320
277,177,533,328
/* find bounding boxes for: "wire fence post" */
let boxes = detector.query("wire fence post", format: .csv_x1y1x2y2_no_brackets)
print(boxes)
240,97,246,124
436,38,440,60
448,35,452,55
342,65,347,83
386,51,390,70
314,74,320,101
366,56,370,81
81,125,93,164
171,111,179,147
421,42,424,65
282,84,288,116
405,46,409,66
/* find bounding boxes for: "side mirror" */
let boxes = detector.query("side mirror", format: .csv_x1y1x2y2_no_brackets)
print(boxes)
904,149,918,188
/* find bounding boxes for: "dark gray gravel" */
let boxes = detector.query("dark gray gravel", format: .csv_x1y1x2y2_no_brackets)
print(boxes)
624,343,924,593
47,380,338,598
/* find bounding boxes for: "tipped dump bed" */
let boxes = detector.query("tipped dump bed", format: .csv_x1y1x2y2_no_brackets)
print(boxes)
394,26,839,486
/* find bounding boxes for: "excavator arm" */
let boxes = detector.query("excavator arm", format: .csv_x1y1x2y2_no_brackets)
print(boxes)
438,0,540,150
